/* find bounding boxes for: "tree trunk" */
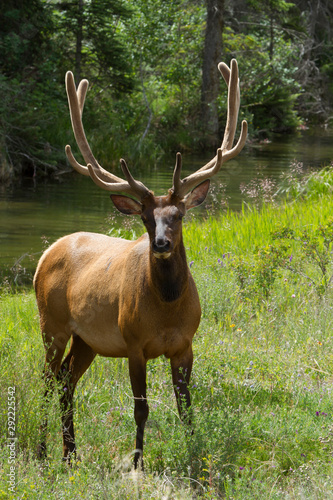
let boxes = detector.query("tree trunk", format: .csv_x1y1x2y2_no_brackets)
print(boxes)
201,0,225,148
75,0,84,83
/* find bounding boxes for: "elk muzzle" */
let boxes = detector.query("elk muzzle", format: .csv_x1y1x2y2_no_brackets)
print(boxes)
152,218,172,259
152,237,171,259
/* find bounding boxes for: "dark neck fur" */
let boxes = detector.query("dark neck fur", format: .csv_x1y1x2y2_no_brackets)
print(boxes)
150,239,189,303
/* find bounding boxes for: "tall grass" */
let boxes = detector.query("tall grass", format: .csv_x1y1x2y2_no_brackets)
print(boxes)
2,185,333,498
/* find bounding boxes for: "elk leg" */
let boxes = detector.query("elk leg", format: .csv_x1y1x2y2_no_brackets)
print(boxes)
171,347,193,427
38,331,69,459
128,353,149,469
57,334,96,462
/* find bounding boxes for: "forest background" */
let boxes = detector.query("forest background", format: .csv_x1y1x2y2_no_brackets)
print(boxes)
1,0,333,181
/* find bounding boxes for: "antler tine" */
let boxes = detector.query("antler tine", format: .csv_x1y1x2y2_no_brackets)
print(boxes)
171,59,247,199
171,153,183,196
65,71,100,174
65,71,151,200
120,159,151,198
86,161,149,198
172,149,223,199
77,78,89,115
219,59,240,153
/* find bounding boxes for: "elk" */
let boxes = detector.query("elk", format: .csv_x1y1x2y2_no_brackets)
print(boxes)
34,59,247,468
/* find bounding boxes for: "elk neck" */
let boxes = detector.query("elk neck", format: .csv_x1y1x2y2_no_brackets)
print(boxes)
148,234,189,303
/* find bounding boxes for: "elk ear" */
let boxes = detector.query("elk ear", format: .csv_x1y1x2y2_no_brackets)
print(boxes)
184,179,210,210
110,195,143,215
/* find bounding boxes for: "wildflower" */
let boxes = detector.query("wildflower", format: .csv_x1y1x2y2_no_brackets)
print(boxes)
189,261,194,268
239,466,244,470
237,328,242,332
291,294,296,298
289,255,293,262
230,323,235,328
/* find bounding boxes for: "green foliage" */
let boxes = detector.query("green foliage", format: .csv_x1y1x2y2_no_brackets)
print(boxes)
1,0,333,180
122,0,206,151
0,0,64,178
55,0,134,91
231,215,333,305
0,72,67,179
222,27,301,135
278,162,333,200
233,240,290,302
0,0,54,78
272,218,333,297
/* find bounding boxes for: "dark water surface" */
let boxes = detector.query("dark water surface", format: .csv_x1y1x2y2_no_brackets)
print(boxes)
1,129,333,279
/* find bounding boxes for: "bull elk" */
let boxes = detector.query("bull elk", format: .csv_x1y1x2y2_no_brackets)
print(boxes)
34,59,247,468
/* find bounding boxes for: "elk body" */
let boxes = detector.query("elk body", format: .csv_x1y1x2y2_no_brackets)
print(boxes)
34,59,247,468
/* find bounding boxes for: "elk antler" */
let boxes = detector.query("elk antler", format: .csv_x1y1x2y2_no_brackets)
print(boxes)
171,59,248,199
65,71,151,200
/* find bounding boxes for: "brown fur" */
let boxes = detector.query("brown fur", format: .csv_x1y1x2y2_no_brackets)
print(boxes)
36,59,247,468
34,189,208,468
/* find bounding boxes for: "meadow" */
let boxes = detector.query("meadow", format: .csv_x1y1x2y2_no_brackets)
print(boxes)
1,165,333,499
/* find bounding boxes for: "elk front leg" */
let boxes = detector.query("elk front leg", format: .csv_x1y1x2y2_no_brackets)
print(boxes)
171,346,193,427
128,352,149,469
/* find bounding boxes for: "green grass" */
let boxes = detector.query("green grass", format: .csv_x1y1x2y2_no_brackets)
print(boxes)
2,192,333,498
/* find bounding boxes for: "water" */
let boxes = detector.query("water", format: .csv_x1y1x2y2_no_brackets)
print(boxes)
1,128,333,282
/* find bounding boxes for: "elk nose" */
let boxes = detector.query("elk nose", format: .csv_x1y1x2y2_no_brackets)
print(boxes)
152,238,171,255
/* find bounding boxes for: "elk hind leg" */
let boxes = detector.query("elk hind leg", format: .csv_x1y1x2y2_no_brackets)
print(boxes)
38,330,69,459
57,333,96,463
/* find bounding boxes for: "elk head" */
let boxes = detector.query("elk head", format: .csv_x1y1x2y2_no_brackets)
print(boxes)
64,59,247,254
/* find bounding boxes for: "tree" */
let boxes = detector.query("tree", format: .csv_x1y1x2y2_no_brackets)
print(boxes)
55,0,134,92
0,0,61,179
200,0,225,147
293,0,333,120
0,0,54,78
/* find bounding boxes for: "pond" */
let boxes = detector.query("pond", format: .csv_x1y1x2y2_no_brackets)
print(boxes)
1,128,333,285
